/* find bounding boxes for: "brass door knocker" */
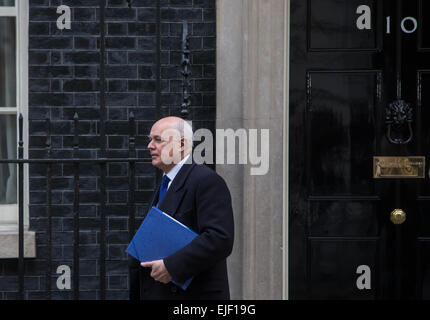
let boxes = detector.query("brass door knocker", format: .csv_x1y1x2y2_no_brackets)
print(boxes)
386,99,413,144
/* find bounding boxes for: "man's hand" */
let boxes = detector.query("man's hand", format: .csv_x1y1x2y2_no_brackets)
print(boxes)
141,259,172,284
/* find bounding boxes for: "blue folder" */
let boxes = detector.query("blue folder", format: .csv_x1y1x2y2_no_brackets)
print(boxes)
126,206,198,290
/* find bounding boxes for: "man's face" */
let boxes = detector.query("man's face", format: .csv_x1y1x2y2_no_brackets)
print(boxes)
147,120,183,171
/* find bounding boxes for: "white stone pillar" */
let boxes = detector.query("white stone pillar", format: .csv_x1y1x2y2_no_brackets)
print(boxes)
217,0,288,299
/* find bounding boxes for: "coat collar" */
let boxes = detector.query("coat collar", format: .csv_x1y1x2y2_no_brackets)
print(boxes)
151,161,196,217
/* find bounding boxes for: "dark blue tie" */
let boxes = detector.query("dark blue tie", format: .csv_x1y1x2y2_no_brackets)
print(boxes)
158,175,171,205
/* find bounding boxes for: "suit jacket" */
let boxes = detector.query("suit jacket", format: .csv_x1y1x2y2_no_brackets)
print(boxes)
128,161,235,300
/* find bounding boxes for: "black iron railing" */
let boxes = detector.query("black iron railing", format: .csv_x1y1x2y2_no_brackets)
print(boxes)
181,21,191,119
0,112,149,300
0,0,194,299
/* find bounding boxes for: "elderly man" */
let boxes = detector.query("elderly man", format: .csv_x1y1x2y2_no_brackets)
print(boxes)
129,116,235,300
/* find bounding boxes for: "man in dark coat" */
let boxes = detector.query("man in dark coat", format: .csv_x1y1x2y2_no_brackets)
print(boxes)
129,116,235,300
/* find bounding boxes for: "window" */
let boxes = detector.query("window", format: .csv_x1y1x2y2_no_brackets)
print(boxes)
0,14,17,221
0,0,15,6
0,0,34,258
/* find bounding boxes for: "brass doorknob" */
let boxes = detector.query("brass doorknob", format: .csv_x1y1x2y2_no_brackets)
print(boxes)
390,209,406,225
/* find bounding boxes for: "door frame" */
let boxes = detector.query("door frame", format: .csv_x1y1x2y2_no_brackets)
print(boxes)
283,0,291,300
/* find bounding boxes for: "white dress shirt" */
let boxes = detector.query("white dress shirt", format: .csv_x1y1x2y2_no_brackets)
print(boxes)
164,154,191,190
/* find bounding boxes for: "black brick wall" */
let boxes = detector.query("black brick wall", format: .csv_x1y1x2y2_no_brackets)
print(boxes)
0,0,215,300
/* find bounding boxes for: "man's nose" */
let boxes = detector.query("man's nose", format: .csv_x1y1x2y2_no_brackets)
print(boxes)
147,139,154,150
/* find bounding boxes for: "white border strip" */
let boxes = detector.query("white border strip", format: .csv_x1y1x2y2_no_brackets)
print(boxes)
0,7,17,16
282,0,291,300
0,108,17,114
18,0,29,229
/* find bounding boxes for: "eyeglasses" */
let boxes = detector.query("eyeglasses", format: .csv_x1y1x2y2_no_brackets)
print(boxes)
147,135,183,145
147,135,168,144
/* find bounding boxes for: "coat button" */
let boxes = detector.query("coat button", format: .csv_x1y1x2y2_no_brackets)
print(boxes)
170,285,178,293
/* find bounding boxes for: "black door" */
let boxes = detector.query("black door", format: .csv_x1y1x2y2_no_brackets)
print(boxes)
289,0,430,299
